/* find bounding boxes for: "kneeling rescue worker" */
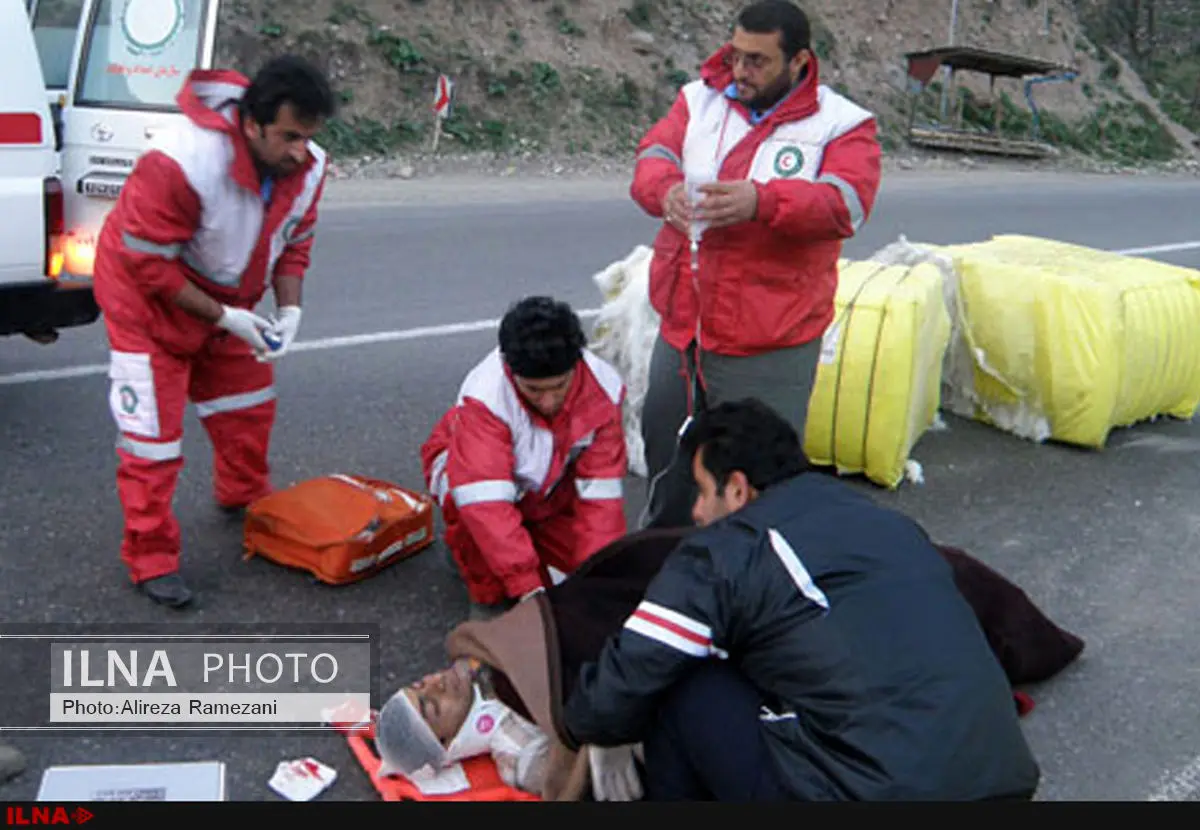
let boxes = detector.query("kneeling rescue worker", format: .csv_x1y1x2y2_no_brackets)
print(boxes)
562,399,1042,800
421,296,630,620
93,55,337,608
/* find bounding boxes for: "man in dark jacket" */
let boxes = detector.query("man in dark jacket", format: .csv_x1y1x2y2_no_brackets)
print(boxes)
560,398,1042,801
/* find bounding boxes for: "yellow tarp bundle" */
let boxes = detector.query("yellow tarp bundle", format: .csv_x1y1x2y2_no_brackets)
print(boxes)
803,256,951,489
937,234,1200,448
588,234,1200,491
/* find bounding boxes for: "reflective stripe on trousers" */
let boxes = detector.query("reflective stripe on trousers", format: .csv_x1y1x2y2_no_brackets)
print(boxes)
114,385,275,461
194,385,277,419
116,435,183,461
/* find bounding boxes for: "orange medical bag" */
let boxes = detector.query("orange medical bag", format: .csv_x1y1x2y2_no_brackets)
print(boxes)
243,474,435,585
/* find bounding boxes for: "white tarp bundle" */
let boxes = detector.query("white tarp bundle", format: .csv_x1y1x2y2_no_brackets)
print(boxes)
587,245,657,477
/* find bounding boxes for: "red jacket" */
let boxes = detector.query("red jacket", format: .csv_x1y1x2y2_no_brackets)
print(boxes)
632,47,882,358
92,69,327,352
420,348,628,598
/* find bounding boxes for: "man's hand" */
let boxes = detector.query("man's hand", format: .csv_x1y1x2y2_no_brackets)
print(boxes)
171,281,225,324
661,182,692,234
261,305,302,362
215,306,274,354
695,180,758,229
587,745,643,801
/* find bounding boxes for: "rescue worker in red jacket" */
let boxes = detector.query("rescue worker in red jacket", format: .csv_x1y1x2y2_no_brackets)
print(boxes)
92,55,336,608
634,0,883,529
421,297,629,620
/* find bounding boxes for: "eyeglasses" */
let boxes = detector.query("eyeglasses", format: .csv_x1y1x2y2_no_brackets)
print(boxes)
725,50,772,72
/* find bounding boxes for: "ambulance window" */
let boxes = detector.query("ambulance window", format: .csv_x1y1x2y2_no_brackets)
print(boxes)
74,0,208,110
31,0,85,89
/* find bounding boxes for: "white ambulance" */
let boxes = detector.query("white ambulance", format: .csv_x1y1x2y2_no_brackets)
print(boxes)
3,0,220,342
0,0,79,341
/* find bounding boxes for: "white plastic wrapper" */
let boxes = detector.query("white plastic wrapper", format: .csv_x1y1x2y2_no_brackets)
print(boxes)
588,245,658,477
268,757,337,801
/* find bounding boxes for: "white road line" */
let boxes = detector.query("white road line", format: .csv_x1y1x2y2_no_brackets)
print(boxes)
3,237,1200,388
289,309,598,353
0,309,600,387
1146,754,1200,801
1110,240,1200,257
1114,434,1200,453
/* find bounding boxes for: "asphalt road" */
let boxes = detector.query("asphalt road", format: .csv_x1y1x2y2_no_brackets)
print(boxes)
1,169,1199,802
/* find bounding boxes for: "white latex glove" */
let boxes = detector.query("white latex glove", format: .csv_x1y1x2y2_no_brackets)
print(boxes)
587,744,643,801
216,305,273,354
260,305,302,361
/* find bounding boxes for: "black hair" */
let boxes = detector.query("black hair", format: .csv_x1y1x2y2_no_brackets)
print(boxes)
498,296,587,379
680,398,810,493
735,0,812,59
240,54,337,127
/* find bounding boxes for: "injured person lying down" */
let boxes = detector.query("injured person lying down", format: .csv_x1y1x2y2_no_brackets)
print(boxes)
376,656,550,793
369,506,1085,801
375,654,643,800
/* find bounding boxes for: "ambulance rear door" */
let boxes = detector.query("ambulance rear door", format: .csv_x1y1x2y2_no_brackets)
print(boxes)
0,0,96,341
55,0,219,282
0,0,58,293
26,0,85,143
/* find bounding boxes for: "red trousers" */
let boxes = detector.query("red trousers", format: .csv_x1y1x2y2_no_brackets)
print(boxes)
104,316,276,583
442,498,580,606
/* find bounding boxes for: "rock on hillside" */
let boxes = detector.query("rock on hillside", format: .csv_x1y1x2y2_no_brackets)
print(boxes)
211,0,1192,166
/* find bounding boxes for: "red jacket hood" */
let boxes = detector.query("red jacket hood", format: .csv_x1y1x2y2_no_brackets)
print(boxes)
698,43,821,125
176,68,250,129
173,68,296,193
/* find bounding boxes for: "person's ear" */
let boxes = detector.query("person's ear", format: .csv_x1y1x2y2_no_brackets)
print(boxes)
726,470,753,510
789,48,810,81
241,115,261,142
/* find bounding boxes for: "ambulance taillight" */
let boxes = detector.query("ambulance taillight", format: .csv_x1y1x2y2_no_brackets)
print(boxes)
43,176,63,279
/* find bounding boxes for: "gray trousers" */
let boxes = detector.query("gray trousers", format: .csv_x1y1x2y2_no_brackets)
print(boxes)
639,334,822,529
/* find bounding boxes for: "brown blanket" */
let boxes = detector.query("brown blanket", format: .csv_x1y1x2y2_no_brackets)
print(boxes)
443,528,1084,800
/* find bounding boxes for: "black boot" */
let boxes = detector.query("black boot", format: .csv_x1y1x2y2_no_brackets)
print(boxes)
0,743,25,783
137,573,194,609
217,503,247,520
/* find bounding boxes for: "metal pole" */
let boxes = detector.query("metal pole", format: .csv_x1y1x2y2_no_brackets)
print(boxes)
939,0,959,119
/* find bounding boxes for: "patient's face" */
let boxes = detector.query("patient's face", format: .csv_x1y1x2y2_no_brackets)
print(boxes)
403,658,476,742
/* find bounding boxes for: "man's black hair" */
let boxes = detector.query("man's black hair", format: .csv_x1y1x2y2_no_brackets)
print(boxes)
498,296,587,379
735,0,812,59
681,398,810,493
240,54,337,127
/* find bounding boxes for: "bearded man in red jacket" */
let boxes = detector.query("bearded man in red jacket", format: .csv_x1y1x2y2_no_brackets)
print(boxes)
93,55,335,608
421,297,629,620
632,0,883,529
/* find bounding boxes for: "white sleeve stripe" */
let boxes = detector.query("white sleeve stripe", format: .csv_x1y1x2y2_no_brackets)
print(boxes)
624,615,712,657
768,528,830,610
575,477,623,500
635,601,712,639
636,144,682,166
815,173,866,232
451,479,518,506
